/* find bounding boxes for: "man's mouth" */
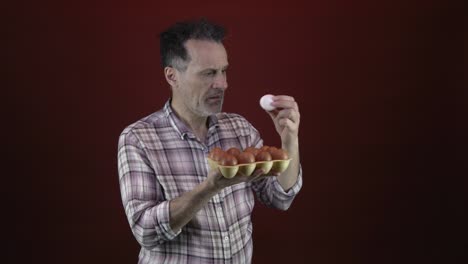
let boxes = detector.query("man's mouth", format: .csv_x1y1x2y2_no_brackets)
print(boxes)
207,94,223,100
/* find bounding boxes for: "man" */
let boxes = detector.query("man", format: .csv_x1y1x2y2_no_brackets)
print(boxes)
118,19,303,263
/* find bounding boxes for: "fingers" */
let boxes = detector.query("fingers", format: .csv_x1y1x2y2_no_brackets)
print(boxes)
233,170,251,182
267,97,299,120
264,95,300,139
278,118,295,128
228,169,264,183
249,169,278,182
249,169,264,180
272,100,299,111
266,109,279,120
273,95,295,101
243,169,263,182
272,95,299,111
216,168,276,185
264,95,299,116
275,108,300,123
208,168,223,178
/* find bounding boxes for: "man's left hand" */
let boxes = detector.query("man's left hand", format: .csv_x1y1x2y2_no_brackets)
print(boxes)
266,95,300,147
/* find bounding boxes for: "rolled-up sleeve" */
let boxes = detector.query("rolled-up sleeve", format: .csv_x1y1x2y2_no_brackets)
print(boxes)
245,121,303,211
251,165,303,211
117,130,181,249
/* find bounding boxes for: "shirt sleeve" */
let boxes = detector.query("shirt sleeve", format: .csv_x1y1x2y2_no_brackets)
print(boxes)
246,120,303,211
251,166,303,210
117,130,181,249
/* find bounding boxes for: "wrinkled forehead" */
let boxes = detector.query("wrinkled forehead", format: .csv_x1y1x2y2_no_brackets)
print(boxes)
184,39,228,70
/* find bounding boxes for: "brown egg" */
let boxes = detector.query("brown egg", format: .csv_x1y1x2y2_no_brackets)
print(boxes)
255,151,272,162
237,152,256,164
209,147,223,158
211,149,226,162
270,148,289,160
220,154,238,166
226,147,241,157
267,146,278,153
244,147,259,156
260,145,270,152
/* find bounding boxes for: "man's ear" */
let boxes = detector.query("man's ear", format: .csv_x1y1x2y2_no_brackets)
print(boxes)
164,66,178,87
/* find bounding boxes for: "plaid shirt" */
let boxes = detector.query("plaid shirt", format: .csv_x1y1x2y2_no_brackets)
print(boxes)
118,100,302,263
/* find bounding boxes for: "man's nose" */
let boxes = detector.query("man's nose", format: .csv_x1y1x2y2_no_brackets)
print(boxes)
213,73,228,90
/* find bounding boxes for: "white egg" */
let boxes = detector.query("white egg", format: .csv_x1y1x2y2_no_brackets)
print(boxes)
259,94,276,111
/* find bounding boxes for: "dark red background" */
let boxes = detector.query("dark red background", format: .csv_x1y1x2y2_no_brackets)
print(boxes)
5,0,466,263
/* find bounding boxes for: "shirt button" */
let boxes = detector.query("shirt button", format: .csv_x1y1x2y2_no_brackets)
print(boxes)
224,236,229,241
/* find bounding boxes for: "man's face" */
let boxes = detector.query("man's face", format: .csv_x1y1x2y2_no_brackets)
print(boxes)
173,39,229,117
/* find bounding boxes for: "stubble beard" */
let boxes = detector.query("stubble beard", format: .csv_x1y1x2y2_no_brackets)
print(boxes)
201,95,224,116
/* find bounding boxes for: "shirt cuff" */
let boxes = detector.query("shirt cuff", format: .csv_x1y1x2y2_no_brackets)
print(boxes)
154,200,182,240
272,165,303,197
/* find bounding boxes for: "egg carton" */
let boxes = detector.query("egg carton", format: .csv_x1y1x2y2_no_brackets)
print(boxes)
207,158,292,178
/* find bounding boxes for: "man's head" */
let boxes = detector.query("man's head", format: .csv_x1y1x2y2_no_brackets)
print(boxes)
160,19,229,118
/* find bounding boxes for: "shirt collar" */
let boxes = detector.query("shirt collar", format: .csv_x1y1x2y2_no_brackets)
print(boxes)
163,99,219,140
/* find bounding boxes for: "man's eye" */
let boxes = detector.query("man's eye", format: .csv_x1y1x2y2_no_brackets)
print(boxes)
205,71,216,76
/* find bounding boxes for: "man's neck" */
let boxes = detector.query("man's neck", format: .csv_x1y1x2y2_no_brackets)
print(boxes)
171,98,208,142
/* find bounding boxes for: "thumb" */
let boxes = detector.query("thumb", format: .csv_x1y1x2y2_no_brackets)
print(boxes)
266,109,279,121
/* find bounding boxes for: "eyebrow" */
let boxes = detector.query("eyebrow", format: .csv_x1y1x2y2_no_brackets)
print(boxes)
200,65,229,73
